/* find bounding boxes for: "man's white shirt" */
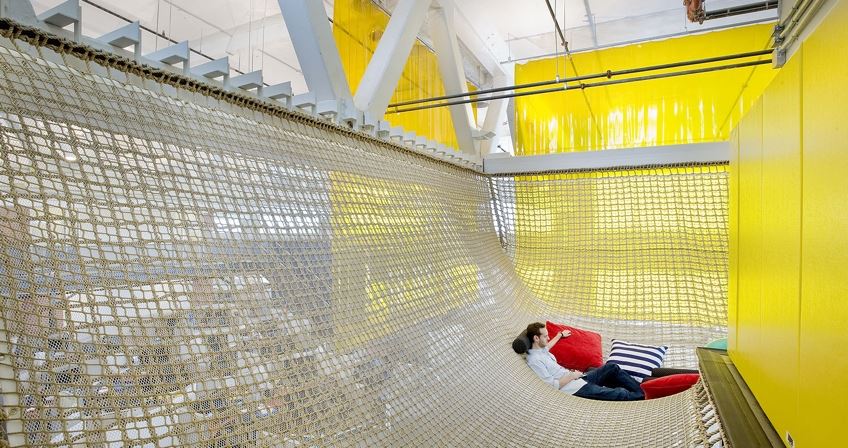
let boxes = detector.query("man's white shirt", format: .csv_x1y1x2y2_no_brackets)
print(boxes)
526,347,587,394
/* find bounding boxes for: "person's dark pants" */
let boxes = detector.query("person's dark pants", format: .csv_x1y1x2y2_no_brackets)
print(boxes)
573,363,644,401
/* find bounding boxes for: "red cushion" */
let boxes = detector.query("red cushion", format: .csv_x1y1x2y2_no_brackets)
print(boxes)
544,321,603,372
641,373,701,399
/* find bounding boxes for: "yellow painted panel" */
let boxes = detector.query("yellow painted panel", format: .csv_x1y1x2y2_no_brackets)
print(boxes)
333,0,476,149
799,0,848,443
757,54,802,441
735,97,764,390
728,128,739,353
514,24,777,155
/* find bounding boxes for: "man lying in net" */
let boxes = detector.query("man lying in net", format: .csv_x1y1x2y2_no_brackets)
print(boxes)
524,322,644,401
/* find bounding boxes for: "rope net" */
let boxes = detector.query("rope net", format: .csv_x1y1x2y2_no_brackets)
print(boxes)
0,22,726,447
491,166,729,367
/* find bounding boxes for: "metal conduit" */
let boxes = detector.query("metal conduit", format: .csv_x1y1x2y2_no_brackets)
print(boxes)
390,59,772,114
777,0,817,40
387,49,773,111
780,0,824,51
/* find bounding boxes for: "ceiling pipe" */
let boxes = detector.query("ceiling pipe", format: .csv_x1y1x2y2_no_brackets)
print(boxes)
390,59,771,114
704,1,778,20
387,48,773,108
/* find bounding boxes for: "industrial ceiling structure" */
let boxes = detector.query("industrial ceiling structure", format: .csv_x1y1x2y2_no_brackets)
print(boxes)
27,0,778,94
23,0,779,156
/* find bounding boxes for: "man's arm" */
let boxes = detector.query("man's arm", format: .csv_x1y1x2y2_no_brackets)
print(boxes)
527,359,561,390
547,329,571,348
528,358,582,390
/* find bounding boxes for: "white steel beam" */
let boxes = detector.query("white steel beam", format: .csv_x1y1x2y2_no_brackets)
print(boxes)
278,0,351,103
353,0,433,117
483,142,730,175
451,2,509,78
429,2,475,155
582,0,599,47
478,75,511,155
450,1,514,154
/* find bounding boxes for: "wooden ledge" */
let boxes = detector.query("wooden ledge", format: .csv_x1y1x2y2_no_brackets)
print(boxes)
697,347,784,447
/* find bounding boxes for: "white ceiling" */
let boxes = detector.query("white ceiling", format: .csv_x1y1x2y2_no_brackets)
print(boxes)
29,0,778,96
484,0,778,62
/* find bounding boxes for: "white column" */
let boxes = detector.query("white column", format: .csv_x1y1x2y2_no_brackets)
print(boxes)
278,0,351,103
429,2,475,155
354,0,433,117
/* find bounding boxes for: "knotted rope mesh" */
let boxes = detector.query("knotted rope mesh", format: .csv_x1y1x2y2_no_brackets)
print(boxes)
491,166,729,368
0,22,726,447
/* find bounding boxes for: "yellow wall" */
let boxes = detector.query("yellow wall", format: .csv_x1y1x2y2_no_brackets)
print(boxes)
514,24,776,155
730,1,848,445
333,0,475,148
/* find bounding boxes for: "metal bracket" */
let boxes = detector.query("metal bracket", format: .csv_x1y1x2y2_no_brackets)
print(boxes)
97,21,141,57
293,92,317,114
263,82,293,108
772,48,787,68
191,57,230,81
145,41,190,71
228,70,263,92
38,0,81,41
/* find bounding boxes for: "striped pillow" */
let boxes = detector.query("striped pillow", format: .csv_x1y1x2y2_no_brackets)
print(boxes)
607,339,668,382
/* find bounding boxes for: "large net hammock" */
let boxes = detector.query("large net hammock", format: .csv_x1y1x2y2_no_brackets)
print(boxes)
0,21,727,447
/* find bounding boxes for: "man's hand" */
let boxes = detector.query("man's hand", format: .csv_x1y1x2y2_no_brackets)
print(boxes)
560,330,572,338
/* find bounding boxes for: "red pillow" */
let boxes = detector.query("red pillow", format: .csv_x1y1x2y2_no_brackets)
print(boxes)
545,321,603,372
641,373,701,399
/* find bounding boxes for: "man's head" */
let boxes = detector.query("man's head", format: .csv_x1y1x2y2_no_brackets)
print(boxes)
526,322,548,349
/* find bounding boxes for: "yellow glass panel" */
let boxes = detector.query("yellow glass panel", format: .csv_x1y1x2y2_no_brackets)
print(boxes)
514,23,777,155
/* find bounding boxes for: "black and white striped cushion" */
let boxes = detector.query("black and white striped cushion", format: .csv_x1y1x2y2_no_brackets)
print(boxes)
607,339,668,382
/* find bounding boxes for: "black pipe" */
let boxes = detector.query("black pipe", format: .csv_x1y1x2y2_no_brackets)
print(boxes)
390,59,772,114
387,49,773,108
705,1,778,20
544,0,568,50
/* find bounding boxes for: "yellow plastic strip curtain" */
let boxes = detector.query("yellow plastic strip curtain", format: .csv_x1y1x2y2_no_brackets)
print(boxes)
333,0,476,149
514,23,778,155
